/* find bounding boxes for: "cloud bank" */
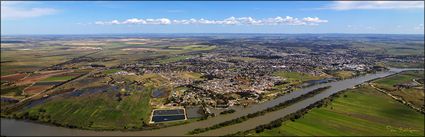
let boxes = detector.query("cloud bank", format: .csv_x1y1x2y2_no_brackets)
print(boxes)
324,1,424,10
94,16,328,26
1,1,58,19
415,24,424,30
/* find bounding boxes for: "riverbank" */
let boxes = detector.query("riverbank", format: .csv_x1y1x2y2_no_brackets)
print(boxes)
1,68,421,136
188,86,330,135
246,85,424,136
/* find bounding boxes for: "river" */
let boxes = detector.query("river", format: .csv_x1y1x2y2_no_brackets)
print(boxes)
1,68,422,136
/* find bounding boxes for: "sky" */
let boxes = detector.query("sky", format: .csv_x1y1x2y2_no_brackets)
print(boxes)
1,1,424,35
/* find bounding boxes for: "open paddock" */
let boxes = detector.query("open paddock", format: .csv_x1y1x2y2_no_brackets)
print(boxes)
14,70,70,86
23,85,53,95
0,73,28,82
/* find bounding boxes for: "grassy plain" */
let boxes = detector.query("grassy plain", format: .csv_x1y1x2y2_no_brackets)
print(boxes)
0,85,28,96
332,70,355,79
253,85,424,136
157,55,193,64
352,41,424,56
16,86,152,130
372,70,424,110
40,76,75,82
103,69,121,75
0,49,91,76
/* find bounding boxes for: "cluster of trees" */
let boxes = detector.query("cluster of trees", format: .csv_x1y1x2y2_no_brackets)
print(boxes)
220,109,236,115
11,109,84,129
188,86,330,135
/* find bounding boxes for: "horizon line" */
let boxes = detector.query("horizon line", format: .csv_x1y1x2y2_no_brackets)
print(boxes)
2,32,424,36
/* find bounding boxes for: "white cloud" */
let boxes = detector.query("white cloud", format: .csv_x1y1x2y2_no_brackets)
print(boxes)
302,17,328,23
324,1,424,10
1,1,58,19
415,24,424,30
94,16,328,26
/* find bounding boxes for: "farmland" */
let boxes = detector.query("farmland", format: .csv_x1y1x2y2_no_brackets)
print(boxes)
251,85,424,136
371,70,424,110
14,85,152,130
1,34,424,133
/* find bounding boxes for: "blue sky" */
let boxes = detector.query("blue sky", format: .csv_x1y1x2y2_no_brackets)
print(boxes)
1,1,424,34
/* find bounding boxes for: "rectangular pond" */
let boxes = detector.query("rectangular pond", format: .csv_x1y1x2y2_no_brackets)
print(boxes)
150,108,187,123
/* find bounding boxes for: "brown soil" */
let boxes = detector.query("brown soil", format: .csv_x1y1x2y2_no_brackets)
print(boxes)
15,70,70,86
24,85,53,95
1,73,28,82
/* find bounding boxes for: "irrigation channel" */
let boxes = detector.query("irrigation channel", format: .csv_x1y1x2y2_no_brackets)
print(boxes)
1,68,422,136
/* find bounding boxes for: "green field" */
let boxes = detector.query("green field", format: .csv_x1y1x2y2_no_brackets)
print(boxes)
40,76,76,82
0,48,91,76
15,86,152,130
373,70,424,91
353,41,425,56
103,69,122,75
157,55,193,64
372,70,424,110
253,85,424,136
168,45,216,51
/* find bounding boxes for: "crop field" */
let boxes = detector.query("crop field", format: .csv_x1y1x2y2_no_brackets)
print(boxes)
253,85,424,136
6,71,85,95
156,55,194,64
0,73,28,83
352,41,425,56
373,71,423,90
372,70,424,110
39,71,86,82
0,47,92,76
168,45,216,51
40,76,75,82
1,35,424,134
15,85,152,130
23,85,53,95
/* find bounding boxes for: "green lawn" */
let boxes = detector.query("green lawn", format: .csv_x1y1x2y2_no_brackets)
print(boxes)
253,85,424,136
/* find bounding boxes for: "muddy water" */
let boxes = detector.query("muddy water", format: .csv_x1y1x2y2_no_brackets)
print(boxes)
1,68,422,136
